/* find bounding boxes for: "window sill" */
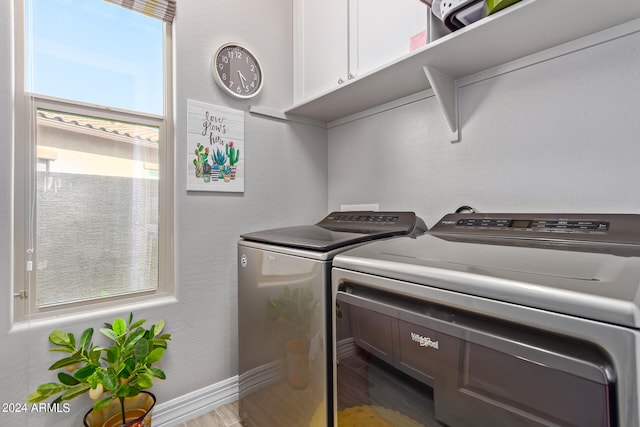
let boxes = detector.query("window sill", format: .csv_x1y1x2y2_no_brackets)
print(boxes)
10,295,178,334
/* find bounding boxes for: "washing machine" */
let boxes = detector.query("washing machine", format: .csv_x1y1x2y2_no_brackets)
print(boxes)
332,212,640,427
237,211,426,427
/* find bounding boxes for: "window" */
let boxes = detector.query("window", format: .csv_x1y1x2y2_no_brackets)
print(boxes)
14,0,174,320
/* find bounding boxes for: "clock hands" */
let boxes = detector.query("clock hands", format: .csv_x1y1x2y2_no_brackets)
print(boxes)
238,71,247,89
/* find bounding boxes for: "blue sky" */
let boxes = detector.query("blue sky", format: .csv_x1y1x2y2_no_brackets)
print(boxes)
26,0,164,115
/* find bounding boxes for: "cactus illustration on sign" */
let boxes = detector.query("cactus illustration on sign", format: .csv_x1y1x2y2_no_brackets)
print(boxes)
213,148,227,168
226,142,239,180
193,143,209,178
226,142,239,166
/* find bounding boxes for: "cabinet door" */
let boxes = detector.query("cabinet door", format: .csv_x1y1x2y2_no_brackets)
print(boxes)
355,0,429,75
294,0,349,102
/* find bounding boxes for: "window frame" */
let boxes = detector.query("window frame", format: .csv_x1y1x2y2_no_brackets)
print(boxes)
13,0,175,322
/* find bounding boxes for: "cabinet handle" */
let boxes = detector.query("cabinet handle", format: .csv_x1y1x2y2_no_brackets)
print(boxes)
338,77,345,84
347,73,355,80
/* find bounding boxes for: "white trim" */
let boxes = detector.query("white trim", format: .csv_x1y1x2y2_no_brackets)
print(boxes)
13,2,175,322
238,359,283,398
152,376,239,427
249,106,327,128
336,337,358,360
457,15,640,89
327,89,435,129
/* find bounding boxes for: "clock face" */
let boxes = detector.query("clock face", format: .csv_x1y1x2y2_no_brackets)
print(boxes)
212,44,263,99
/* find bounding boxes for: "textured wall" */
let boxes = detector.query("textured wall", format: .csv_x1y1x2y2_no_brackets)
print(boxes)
328,29,640,227
0,1,328,426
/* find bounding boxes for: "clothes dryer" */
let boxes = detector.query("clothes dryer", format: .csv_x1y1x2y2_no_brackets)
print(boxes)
333,213,640,427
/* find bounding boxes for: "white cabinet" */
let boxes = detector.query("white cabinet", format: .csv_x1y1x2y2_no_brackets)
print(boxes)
355,0,430,76
293,0,430,104
286,0,640,133
293,0,349,103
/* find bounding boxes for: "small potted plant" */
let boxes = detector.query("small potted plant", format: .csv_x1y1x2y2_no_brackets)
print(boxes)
193,143,209,178
27,313,171,427
221,165,232,182
225,142,240,179
268,284,318,389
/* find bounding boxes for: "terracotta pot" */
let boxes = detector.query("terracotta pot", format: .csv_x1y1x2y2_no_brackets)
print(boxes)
285,338,310,389
83,391,156,427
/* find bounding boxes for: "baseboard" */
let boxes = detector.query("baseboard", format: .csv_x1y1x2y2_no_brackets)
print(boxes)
152,376,239,426
337,337,357,360
238,359,283,398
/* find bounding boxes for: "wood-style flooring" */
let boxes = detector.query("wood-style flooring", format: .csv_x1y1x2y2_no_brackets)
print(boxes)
181,400,241,427
182,348,443,427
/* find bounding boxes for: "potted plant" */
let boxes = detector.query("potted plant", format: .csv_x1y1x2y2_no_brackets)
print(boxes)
193,143,209,178
221,165,232,182
225,142,240,179
27,313,171,427
268,284,318,389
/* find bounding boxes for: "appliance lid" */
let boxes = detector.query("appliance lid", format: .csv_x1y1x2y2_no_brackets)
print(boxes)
240,211,425,251
333,213,640,328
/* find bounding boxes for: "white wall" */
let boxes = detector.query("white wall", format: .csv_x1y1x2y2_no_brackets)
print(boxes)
0,1,327,426
328,28,640,227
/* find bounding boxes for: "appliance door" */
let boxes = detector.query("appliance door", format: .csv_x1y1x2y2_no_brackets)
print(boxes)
238,244,330,427
334,282,615,427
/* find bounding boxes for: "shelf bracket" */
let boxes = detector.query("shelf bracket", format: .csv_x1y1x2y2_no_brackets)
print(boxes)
423,66,460,143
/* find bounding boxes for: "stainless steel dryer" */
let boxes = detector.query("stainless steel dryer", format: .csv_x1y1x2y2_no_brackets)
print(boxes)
332,213,640,427
237,211,425,427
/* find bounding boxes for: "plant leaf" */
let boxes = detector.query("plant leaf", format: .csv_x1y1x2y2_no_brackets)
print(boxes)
99,327,119,342
153,319,165,337
93,396,114,411
137,373,153,389
60,384,90,401
112,318,127,336
130,318,146,330
36,382,67,397
27,391,48,403
123,328,146,352
106,345,120,364
79,328,93,352
145,348,164,364
67,332,76,348
134,339,149,362
57,372,80,386
102,369,117,392
151,339,167,350
48,347,75,354
148,367,166,380
74,364,97,381
48,330,71,347
115,383,131,398
49,355,81,371
119,358,135,379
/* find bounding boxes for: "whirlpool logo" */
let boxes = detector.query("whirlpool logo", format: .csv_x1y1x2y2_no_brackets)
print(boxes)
411,332,439,349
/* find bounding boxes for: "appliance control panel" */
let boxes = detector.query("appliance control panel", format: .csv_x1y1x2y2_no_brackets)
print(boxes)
319,211,421,233
455,218,610,233
430,213,640,245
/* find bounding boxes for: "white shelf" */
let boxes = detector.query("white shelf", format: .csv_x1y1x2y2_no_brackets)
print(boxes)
284,0,640,126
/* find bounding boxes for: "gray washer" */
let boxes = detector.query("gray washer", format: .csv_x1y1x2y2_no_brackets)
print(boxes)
237,211,425,427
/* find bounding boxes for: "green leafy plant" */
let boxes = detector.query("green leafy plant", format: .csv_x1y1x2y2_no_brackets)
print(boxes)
27,313,171,425
268,284,318,339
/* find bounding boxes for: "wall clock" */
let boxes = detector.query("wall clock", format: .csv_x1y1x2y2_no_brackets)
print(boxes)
212,43,263,99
